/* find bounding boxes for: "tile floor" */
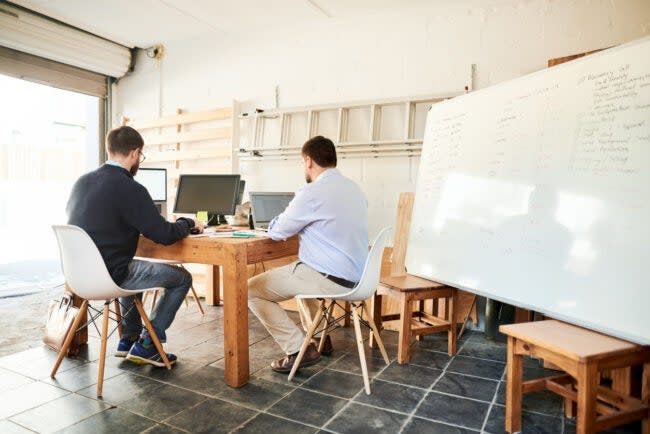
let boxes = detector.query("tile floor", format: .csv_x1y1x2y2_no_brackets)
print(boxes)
0,300,642,433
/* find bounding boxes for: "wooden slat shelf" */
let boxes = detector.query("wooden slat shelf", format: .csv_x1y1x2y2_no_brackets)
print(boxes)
145,148,233,163
130,107,233,130
143,127,232,146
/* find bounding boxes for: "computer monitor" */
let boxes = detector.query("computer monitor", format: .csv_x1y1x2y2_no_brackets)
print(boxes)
134,168,167,201
236,180,246,205
174,174,241,225
249,192,295,230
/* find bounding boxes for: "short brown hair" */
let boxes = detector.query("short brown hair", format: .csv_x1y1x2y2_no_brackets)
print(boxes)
301,136,337,167
106,126,144,156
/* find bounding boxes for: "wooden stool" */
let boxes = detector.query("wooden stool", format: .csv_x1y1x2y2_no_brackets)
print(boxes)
500,320,650,434
370,192,458,363
376,274,457,362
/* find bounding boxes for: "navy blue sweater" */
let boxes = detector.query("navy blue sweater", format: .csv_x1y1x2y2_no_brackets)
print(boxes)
66,164,193,285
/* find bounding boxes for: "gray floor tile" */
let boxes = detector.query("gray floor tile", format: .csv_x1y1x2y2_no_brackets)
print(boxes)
433,372,498,402
402,417,479,434
234,413,317,434
44,360,124,392
355,379,426,414
0,367,34,393
0,419,35,434
301,369,365,399
495,381,563,417
10,393,110,432
217,377,295,410
166,398,256,433
123,359,204,384
140,423,188,434
162,364,229,396
119,382,207,422
484,404,563,434
56,407,156,434
447,355,505,380
325,402,407,434
0,381,70,419
178,339,224,365
409,349,452,370
411,334,454,353
77,372,163,404
0,346,86,379
458,341,506,362
376,363,442,389
415,392,490,431
328,352,389,377
564,417,642,434
268,388,347,427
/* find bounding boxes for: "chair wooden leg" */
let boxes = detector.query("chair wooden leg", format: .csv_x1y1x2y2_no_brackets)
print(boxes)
150,290,158,313
51,300,88,377
576,362,598,434
318,302,335,353
114,299,123,338
398,292,412,364
190,285,205,315
97,302,110,397
344,301,351,327
369,293,382,348
505,336,523,433
362,302,389,365
352,304,371,395
447,289,457,356
289,299,326,381
133,299,172,370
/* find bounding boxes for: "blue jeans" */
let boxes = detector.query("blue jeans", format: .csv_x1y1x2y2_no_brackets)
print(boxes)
119,260,192,342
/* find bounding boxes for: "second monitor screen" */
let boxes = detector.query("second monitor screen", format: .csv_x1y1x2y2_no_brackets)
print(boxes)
174,174,241,215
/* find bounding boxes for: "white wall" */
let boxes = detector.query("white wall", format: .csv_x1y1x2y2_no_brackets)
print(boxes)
115,0,650,237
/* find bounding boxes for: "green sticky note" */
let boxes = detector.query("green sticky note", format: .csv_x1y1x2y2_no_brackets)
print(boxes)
196,211,208,222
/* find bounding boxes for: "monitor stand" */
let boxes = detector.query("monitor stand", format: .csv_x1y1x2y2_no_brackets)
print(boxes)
208,214,228,226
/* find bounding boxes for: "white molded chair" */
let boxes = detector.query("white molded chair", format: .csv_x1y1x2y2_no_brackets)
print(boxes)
51,225,172,397
288,227,392,394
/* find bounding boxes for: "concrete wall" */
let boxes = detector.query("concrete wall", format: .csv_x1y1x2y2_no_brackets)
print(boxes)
114,0,650,237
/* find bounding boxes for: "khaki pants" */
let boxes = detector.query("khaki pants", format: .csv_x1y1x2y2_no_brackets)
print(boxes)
248,261,350,355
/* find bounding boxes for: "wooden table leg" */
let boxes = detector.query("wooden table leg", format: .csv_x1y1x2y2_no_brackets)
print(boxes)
223,244,249,387
397,292,412,364
204,265,222,306
447,289,457,356
369,293,382,348
576,362,598,434
505,335,523,433
67,285,87,355
642,363,649,434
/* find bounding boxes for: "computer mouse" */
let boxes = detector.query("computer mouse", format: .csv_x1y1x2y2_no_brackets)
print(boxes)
190,228,200,235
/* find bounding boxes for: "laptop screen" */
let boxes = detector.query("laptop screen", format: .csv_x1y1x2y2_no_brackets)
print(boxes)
249,192,295,229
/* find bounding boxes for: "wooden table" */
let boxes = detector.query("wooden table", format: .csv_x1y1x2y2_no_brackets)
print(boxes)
135,233,298,387
500,320,650,434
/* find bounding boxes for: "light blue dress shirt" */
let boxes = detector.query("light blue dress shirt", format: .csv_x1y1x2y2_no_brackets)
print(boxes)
268,168,369,282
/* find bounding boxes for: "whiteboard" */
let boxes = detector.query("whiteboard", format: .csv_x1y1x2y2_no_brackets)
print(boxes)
406,36,650,345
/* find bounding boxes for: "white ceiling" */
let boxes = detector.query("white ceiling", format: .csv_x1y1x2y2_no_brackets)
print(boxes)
9,0,504,48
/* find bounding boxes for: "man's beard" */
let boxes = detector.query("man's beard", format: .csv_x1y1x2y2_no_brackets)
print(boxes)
305,174,312,183
130,160,140,176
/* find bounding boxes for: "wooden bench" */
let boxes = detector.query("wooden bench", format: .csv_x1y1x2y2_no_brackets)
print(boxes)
500,320,650,434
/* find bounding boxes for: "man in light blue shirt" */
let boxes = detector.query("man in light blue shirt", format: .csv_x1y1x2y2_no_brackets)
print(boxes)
248,136,369,373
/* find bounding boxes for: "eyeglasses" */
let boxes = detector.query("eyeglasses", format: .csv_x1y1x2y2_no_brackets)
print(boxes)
139,151,146,163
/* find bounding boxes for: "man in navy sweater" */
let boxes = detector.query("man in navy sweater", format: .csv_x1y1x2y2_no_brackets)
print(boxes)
66,126,204,367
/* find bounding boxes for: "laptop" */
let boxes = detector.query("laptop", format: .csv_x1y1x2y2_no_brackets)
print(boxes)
249,192,295,230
